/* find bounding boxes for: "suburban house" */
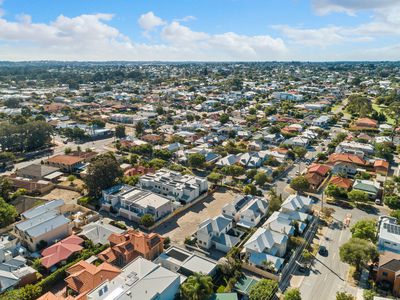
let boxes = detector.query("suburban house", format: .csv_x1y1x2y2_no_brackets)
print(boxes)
101,184,173,222
98,230,164,267
262,212,295,236
87,257,181,300
335,141,374,157
14,200,72,251
243,227,288,272
79,220,125,245
376,251,400,297
222,194,269,227
285,136,310,148
15,164,62,181
312,115,331,127
304,164,331,190
355,117,378,128
264,133,284,145
40,235,84,270
154,246,218,277
378,217,400,254
195,215,241,253
0,256,37,293
46,155,85,172
352,179,381,200
327,153,367,177
139,169,208,203
281,194,313,214
328,176,353,191
374,160,390,175
65,260,121,300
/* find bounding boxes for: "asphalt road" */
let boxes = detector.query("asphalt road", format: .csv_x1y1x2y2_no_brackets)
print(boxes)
2,136,115,175
299,202,384,300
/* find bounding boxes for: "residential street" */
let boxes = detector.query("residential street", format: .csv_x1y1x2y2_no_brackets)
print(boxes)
299,203,385,300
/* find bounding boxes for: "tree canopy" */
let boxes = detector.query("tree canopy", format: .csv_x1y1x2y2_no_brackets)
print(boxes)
339,238,378,272
350,219,377,242
290,176,310,193
84,153,123,197
180,273,213,300
249,279,278,300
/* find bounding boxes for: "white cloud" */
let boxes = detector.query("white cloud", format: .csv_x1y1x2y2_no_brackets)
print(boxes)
174,15,197,22
138,11,165,31
0,12,288,61
312,0,400,16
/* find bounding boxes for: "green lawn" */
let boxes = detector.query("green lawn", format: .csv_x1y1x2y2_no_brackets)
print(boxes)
372,103,395,125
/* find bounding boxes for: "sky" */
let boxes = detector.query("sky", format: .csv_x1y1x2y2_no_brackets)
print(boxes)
0,0,399,61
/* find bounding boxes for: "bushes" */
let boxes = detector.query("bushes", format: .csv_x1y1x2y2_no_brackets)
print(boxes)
110,220,127,230
140,214,155,228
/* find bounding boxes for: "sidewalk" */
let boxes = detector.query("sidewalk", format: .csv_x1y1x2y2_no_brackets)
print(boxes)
356,268,369,300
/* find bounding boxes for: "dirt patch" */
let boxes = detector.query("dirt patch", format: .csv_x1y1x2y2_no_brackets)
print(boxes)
154,187,238,245
41,188,81,204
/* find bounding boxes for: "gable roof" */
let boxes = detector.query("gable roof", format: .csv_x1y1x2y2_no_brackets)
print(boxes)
307,164,331,176
41,235,84,269
327,153,366,166
329,176,353,190
65,261,121,295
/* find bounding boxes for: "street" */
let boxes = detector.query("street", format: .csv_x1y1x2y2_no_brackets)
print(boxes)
299,203,384,300
3,136,115,175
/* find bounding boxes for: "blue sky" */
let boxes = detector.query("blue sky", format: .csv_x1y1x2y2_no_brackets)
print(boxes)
0,0,399,61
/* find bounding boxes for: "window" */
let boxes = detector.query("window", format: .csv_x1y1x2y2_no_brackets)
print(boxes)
382,272,388,277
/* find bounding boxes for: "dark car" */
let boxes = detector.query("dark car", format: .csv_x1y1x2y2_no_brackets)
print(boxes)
319,245,328,256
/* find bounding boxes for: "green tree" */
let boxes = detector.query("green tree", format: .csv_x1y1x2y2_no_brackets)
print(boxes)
154,149,172,160
254,172,268,186
363,289,376,300
84,153,123,197
339,238,378,272
290,176,310,193
346,95,372,117
269,189,282,213
325,184,347,199
221,165,245,179
188,153,205,169
384,195,400,209
243,184,257,195
149,158,167,170
0,177,12,201
207,172,223,185
390,210,400,223
384,101,400,140
350,219,377,242
249,279,278,300
284,288,302,300
0,197,17,228
336,292,355,300
180,273,213,300
219,113,230,124
135,120,145,136
293,147,307,159
347,190,369,203
115,125,126,139
374,142,394,160
140,214,155,228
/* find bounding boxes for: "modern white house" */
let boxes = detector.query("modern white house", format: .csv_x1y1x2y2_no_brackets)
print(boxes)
194,215,241,253
87,257,182,300
281,194,312,214
312,115,331,127
262,212,295,236
335,141,374,157
243,227,288,272
101,184,173,222
222,195,269,228
154,246,218,277
139,169,208,203
378,216,400,254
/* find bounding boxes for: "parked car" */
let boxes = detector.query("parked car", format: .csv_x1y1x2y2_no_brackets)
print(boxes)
319,245,328,256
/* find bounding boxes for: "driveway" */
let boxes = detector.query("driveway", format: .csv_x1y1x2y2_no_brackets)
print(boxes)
154,187,237,245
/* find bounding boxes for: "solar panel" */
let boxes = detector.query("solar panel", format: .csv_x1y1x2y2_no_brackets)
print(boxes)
384,223,400,235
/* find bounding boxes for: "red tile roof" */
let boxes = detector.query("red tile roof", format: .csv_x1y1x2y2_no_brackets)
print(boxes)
307,164,331,176
329,176,353,190
374,160,389,169
41,235,84,269
47,155,85,166
65,261,120,296
327,153,366,166
355,117,378,128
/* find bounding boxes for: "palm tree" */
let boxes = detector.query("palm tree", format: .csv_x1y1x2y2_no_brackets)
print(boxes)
262,260,276,273
180,272,213,300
